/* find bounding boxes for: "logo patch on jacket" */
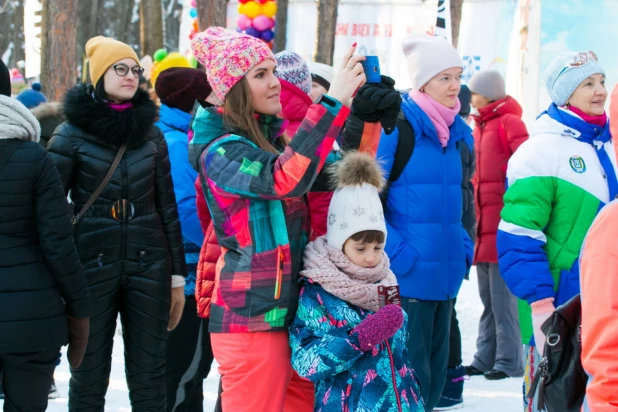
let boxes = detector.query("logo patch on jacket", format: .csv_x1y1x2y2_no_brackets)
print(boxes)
569,156,586,174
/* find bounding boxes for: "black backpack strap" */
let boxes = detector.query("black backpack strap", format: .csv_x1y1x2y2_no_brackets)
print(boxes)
380,112,415,206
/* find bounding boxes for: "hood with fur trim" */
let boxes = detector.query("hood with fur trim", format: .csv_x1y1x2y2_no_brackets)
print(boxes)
31,102,66,147
63,84,158,148
31,101,63,121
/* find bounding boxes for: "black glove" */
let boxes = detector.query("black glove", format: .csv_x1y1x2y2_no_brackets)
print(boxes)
67,315,90,369
351,75,402,135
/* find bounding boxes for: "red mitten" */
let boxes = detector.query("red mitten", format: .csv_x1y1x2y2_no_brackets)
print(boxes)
351,304,404,351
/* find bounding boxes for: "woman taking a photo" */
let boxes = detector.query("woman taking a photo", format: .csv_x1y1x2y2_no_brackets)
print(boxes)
47,36,187,411
188,27,365,412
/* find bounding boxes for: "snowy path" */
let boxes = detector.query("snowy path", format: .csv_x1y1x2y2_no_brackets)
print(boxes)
6,268,523,411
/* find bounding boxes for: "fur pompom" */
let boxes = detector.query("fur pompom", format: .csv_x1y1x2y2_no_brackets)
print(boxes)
331,151,385,191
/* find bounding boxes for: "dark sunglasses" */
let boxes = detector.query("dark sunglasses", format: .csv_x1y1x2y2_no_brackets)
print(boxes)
113,64,145,79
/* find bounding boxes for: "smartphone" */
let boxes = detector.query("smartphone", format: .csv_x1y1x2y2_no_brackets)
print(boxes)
361,56,381,83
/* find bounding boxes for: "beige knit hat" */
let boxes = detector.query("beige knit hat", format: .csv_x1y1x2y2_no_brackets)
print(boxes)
402,33,464,90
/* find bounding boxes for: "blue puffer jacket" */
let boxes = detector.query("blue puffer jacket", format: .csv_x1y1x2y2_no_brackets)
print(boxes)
290,279,425,412
156,104,204,296
377,94,474,301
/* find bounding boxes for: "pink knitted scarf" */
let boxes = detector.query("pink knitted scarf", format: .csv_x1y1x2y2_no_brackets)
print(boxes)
410,90,460,147
106,101,133,112
301,236,398,313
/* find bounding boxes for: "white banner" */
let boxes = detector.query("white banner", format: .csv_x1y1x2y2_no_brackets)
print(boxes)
182,0,523,95
457,0,519,84
283,0,438,90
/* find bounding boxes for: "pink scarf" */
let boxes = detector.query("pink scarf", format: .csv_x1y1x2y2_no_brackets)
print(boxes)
301,236,398,313
106,101,134,112
410,90,461,147
567,105,608,127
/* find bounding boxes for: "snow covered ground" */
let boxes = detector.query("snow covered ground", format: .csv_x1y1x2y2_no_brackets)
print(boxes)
4,267,524,411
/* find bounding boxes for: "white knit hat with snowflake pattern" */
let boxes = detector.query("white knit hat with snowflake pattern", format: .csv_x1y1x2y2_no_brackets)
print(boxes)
326,152,387,250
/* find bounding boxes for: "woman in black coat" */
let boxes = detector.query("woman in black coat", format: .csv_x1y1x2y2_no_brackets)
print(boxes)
0,59,92,412
46,37,187,411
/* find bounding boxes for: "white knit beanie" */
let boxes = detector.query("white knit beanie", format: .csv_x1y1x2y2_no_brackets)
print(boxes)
544,51,605,106
326,153,387,250
468,70,506,102
402,33,464,90
308,62,335,90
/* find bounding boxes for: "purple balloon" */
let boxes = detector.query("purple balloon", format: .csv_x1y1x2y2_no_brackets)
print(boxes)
260,29,275,42
244,27,260,38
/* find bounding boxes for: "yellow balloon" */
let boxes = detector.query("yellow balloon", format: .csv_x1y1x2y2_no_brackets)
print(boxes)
261,1,277,18
238,3,246,14
244,1,261,19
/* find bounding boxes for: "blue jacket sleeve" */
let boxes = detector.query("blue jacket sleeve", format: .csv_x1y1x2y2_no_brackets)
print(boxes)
167,134,204,247
377,127,418,277
289,284,365,382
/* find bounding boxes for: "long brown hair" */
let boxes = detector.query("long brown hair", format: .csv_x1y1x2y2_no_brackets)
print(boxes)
222,78,279,154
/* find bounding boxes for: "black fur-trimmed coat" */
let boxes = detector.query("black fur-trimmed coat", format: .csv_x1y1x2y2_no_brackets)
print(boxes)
46,85,187,285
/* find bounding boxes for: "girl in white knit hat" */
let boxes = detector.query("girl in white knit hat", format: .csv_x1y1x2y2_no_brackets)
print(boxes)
289,152,425,412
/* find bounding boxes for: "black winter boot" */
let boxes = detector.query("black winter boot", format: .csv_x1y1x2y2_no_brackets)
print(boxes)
434,365,465,410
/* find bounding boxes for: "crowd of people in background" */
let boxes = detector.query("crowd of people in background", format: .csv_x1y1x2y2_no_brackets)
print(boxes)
0,24,617,412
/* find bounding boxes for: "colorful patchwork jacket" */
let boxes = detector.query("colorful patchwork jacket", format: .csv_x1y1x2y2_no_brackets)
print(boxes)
188,97,349,333
290,279,425,412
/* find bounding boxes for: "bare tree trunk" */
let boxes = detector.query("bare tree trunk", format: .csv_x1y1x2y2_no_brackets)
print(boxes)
450,0,464,48
197,0,227,31
0,0,14,59
40,0,78,101
119,0,140,51
313,0,338,65
0,0,25,69
76,0,98,81
273,0,288,53
163,0,183,51
140,0,164,56
8,0,25,69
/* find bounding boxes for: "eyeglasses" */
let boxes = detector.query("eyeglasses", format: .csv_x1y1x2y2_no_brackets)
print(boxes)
553,51,599,87
113,64,145,78
567,51,598,67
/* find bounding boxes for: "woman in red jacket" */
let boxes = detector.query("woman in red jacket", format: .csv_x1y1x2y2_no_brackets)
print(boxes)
466,70,528,380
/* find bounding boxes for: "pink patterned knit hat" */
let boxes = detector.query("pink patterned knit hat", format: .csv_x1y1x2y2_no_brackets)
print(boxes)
191,27,275,102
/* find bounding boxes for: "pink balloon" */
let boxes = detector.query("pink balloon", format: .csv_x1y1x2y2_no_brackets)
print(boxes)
190,0,197,6
237,14,253,30
252,15,274,31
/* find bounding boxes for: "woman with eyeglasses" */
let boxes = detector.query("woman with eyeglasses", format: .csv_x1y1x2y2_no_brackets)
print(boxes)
497,51,618,411
46,36,187,411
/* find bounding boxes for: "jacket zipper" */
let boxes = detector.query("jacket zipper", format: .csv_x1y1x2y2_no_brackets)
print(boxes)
475,124,484,242
97,253,104,267
385,340,403,412
443,143,449,268
120,156,128,260
274,246,284,299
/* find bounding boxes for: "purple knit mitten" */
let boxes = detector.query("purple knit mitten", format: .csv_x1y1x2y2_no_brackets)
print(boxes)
352,304,404,351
